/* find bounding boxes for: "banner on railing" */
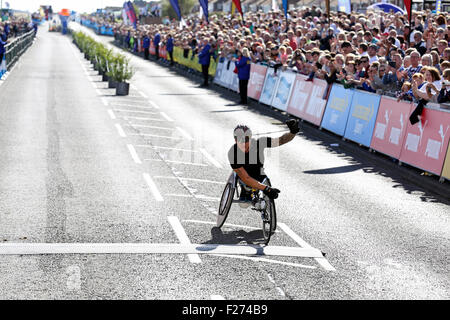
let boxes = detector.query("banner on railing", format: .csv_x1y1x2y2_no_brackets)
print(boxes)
399,105,450,175
0,54,6,78
271,71,296,112
441,140,450,180
320,84,354,136
344,90,381,147
213,59,226,87
287,74,328,126
371,97,413,159
248,63,267,100
259,68,281,106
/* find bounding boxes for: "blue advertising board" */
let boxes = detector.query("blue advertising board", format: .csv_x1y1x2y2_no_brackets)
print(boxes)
320,84,354,136
344,90,381,147
272,71,296,112
259,68,280,106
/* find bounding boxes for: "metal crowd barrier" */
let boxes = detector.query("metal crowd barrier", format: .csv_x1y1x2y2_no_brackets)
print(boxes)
4,30,36,70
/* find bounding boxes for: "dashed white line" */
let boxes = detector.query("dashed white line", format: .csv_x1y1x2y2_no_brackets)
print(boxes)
113,109,157,115
278,223,336,271
199,148,223,168
128,124,174,131
143,173,164,202
176,127,194,140
115,124,126,137
127,144,142,164
183,219,281,233
134,145,197,152
212,254,316,269
107,110,116,119
153,176,223,184
138,90,148,98
160,112,174,122
130,133,179,140
144,159,208,166
168,216,202,264
122,116,166,122
149,100,160,109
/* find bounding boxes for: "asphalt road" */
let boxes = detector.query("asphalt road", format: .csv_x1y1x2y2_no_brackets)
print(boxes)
0,23,448,300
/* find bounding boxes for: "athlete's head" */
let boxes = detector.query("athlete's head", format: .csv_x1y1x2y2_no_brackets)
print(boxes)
234,124,252,152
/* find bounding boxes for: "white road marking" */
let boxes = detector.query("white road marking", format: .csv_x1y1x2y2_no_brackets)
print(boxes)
127,144,142,164
95,89,102,96
138,90,148,98
115,124,126,137
142,173,164,202
114,109,157,115
107,110,116,120
122,116,166,122
111,104,155,110
0,243,324,257
130,133,179,140
160,112,174,122
168,216,202,264
199,148,223,168
101,97,109,106
144,159,208,166
127,124,174,131
90,81,97,89
278,223,336,271
153,176,223,184
210,295,225,300
165,194,219,201
175,127,193,141
134,145,197,152
149,100,160,109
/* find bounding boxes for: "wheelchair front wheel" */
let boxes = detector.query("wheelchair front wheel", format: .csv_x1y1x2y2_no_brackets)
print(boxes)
217,182,235,228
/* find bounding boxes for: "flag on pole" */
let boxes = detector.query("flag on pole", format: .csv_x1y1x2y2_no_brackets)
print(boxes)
232,0,243,17
170,0,182,20
124,1,137,29
199,0,209,23
436,0,442,14
282,0,288,17
337,0,351,13
404,0,412,22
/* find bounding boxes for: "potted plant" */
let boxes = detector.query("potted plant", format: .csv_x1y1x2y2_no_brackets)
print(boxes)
107,54,134,95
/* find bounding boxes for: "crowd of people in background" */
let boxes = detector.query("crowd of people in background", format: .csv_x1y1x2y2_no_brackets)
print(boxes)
85,6,450,112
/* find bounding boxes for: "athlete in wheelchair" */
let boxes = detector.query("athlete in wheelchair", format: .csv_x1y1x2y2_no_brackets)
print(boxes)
217,119,299,244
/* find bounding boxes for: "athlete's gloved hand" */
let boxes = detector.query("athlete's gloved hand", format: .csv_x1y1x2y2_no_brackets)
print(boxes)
286,119,299,134
263,186,280,199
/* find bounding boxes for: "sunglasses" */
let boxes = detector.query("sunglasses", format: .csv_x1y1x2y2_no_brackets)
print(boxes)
236,136,251,143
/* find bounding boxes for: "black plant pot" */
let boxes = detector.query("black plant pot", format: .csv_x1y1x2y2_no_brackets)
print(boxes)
102,74,108,82
116,82,130,96
84,53,88,60
108,79,117,88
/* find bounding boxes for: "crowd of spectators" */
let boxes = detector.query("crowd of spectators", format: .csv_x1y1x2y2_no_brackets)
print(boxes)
1,14,34,41
87,6,450,107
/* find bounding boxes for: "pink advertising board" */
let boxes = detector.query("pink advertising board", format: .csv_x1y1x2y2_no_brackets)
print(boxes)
399,105,450,175
286,75,328,126
370,97,414,159
248,64,268,100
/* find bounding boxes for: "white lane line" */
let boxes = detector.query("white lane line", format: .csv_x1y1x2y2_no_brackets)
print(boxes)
130,133,179,140
122,116,166,122
168,216,202,264
143,173,164,202
107,110,116,120
209,255,316,269
166,194,219,201
278,223,336,271
138,90,148,98
134,145,198,152
114,109,157,115
101,97,109,106
111,105,155,110
176,127,194,141
144,159,208,166
160,112,174,122
165,193,192,198
199,148,223,168
183,219,281,233
127,144,142,164
0,243,323,257
210,295,225,300
149,100,160,109
127,124,175,131
153,176,223,184
115,124,126,137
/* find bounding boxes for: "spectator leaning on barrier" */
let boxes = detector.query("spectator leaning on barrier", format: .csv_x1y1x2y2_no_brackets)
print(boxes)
153,29,161,60
437,68,450,103
234,47,251,105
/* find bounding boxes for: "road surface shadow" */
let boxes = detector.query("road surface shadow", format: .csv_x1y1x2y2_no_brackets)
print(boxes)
202,227,266,246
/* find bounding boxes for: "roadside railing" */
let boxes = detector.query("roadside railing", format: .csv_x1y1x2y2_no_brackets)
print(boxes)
4,30,36,70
